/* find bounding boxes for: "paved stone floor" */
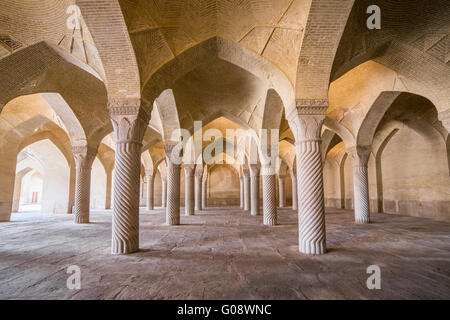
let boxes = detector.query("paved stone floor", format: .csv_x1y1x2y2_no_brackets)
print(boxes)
0,207,449,299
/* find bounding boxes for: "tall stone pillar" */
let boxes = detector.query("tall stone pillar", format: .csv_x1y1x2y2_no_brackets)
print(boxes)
166,145,181,225
348,147,371,224
161,178,167,208
262,165,277,225
145,171,154,211
194,170,202,211
184,165,195,216
290,170,298,211
201,175,207,209
109,105,148,254
278,175,286,208
243,169,250,211
73,146,96,224
249,164,260,216
239,175,244,209
289,103,327,255
105,170,112,209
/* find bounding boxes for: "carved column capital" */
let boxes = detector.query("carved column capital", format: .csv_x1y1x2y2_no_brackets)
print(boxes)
184,164,196,177
438,109,450,132
109,105,149,144
288,101,327,142
73,146,97,169
347,146,371,167
249,164,261,177
165,143,183,165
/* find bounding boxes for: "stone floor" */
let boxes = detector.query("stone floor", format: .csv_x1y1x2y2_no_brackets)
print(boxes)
0,207,449,299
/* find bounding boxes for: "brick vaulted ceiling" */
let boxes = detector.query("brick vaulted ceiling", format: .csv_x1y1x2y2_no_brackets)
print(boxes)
119,0,311,86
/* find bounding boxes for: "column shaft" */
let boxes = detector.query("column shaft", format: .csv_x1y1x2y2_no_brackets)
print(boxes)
353,165,370,223
202,178,207,209
73,147,96,224
349,148,371,224
290,171,298,211
249,165,260,216
161,178,167,208
262,168,277,225
146,173,154,210
166,161,181,225
195,173,202,211
184,166,195,216
278,175,286,208
239,176,244,209
243,173,250,211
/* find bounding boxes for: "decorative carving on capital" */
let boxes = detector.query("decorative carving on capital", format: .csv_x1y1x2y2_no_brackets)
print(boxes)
289,114,325,141
438,109,450,132
249,164,261,177
347,146,371,167
261,163,276,176
165,143,183,165
184,164,196,177
73,146,97,169
109,106,149,144
242,168,250,178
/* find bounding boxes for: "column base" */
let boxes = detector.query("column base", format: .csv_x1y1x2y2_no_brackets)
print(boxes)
264,217,277,226
112,242,139,255
75,215,89,224
355,217,370,224
299,241,326,255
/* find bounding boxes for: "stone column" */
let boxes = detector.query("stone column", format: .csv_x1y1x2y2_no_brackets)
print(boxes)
349,147,371,224
289,103,327,255
290,170,298,211
145,171,154,211
109,105,148,254
239,175,244,209
73,146,96,224
243,169,250,211
262,165,277,225
166,145,181,225
105,169,112,209
249,164,260,216
161,178,167,208
184,165,195,216
278,175,286,208
194,170,202,211
202,174,207,209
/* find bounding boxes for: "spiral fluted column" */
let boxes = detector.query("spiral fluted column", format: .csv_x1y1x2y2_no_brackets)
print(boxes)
290,171,298,211
249,164,260,216
262,165,277,225
166,145,181,225
184,165,195,216
109,105,148,254
239,176,244,209
161,178,167,208
289,106,327,255
278,175,286,208
194,171,203,211
73,146,96,224
145,171,154,211
349,148,371,224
